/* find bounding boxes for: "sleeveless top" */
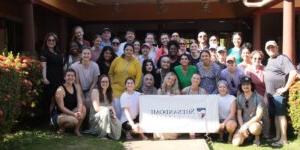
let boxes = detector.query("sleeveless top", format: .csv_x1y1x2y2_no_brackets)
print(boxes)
57,84,78,114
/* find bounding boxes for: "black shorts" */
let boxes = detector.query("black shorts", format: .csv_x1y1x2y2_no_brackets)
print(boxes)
122,115,139,131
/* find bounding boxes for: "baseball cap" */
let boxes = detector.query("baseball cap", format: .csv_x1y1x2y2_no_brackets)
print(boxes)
217,46,226,53
226,56,236,62
101,28,111,34
240,76,252,85
265,40,277,50
141,43,151,49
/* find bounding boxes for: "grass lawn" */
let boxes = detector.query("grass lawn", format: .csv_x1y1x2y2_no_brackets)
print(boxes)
1,129,300,150
209,138,300,150
0,130,124,150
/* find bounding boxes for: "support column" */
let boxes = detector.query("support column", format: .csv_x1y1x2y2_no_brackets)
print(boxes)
22,0,35,54
253,13,261,50
282,0,295,63
59,16,68,53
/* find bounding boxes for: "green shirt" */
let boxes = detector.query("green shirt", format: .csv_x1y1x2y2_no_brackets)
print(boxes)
174,65,197,89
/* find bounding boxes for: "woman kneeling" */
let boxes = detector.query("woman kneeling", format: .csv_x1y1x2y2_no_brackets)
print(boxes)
217,80,237,143
52,69,86,136
120,77,147,140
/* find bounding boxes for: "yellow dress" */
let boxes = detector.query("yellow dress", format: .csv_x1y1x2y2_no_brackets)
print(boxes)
109,56,142,98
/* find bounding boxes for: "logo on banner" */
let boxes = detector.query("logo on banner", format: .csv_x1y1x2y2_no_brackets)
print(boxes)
196,108,206,119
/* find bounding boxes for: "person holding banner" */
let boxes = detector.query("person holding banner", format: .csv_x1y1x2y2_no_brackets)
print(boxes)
216,80,237,143
232,77,264,146
154,72,180,140
181,73,207,95
120,77,148,140
181,73,206,139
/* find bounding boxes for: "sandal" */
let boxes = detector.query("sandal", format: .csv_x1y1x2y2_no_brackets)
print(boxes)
126,132,133,140
271,141,288,147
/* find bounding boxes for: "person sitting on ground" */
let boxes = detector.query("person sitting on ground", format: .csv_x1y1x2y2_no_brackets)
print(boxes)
120,77,148,140
154,72,180,140
51,69,86,136
216,80,237,143
181,73,206,139
88,75,122,140
232,76,264,146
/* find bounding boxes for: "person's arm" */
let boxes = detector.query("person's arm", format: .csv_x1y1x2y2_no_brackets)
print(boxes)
75,84,84,118
91,89,101,112
134,61,143,89
276,70,297,95
237,109,244,127
243,0,274,7
89,63,100,93
123,107,138,132
223,100,237,124
108,58,117,84
41,62,50,84
55,87,77,117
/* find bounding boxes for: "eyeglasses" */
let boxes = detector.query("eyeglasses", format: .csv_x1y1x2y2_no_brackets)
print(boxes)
227,61,234,64
245,100,249,108
112,42,120,45
47,39,56,42
253,57,262,60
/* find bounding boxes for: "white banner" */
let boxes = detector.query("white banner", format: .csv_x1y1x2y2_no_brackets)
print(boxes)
139,95,220,133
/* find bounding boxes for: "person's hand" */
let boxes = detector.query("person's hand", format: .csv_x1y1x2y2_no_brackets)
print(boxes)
275,87,288,96
74,112,81,119
239,124,249,137
43,78,50,85
132,124,139,133
219,122,225,130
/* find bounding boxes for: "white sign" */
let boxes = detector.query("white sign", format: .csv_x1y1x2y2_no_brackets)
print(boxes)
139,95,220,133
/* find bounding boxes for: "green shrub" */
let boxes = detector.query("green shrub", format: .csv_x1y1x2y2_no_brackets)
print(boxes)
0,52,42,135
288,80,300,136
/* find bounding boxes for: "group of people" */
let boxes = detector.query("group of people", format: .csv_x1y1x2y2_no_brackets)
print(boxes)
41,26,298,147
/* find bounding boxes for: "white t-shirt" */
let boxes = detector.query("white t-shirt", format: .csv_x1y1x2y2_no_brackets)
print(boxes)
120,91,141,123
217,94,235,120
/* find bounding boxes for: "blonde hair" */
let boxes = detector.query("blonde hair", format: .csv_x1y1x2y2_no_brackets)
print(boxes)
160,72,180,94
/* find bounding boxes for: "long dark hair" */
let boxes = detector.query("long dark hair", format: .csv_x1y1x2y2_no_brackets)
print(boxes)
97,46,117,64
97,75,113,104
142,59,156,75
42,32,61,54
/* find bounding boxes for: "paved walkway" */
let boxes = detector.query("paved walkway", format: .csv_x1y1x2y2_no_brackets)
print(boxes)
124,139,210,150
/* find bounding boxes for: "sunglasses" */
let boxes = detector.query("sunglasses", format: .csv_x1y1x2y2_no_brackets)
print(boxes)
231,79,236,88
245,100,249,108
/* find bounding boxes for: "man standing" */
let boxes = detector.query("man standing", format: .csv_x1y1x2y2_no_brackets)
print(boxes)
100,28,112,49
264,40,297,147
117,29,136,56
